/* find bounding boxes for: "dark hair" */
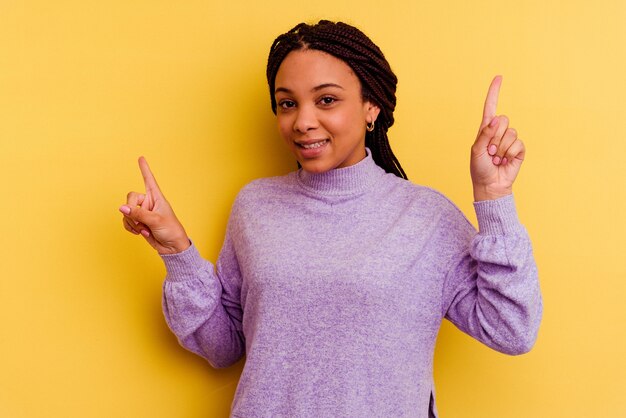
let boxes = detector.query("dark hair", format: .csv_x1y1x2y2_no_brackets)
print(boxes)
266,20,407,179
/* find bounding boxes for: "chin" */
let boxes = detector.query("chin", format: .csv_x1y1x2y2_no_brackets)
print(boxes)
298,159,334,174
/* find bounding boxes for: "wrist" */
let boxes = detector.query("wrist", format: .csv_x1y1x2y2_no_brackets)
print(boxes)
473,184,512,201
173,238,192,253
164,222,191,254
158,237,191,255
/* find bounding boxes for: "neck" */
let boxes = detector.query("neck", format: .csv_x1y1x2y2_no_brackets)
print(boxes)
296,148,385,196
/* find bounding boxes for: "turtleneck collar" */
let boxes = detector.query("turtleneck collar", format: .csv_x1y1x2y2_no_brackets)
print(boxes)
295,148,386,196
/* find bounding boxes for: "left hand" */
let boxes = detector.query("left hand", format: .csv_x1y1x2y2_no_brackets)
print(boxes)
470,75,525,201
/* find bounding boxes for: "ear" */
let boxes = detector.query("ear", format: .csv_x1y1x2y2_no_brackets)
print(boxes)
365,101,381,124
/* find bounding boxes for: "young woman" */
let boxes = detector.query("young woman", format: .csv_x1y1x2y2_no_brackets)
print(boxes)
120,20,542,418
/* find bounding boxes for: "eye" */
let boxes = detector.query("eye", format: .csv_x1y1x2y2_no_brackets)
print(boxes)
318,96,337,106
278,99,296,110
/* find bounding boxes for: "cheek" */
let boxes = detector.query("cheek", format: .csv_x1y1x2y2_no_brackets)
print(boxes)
276,115,291,141
324,111,350,134
327,108,365,136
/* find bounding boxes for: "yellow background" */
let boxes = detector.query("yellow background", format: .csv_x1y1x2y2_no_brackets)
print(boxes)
1,0,624,416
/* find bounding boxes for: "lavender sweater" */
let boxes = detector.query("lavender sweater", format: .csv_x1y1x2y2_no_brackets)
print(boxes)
160,151,542,418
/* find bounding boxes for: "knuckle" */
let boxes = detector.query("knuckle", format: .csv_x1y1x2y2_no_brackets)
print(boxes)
506,142,522,158
471,144,485,156
485,123,498,137
126,191,137,202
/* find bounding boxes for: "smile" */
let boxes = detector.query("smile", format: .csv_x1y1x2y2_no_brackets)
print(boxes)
298,139,329,149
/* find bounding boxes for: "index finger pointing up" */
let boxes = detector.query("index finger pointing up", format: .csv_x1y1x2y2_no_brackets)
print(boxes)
481,75,503,129
138,156,162,196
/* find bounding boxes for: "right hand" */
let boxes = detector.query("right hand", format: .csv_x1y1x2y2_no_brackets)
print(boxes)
119,157,191,254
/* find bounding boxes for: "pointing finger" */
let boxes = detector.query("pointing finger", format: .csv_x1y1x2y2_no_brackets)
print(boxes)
138,156,163,197
481,75,502,130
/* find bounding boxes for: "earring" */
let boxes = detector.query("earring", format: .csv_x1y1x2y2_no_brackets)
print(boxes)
366,120,375,132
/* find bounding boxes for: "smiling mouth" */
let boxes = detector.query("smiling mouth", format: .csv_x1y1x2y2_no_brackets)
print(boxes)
298,139,329,149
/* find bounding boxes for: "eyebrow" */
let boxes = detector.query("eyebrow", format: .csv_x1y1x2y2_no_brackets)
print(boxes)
274,83,345,95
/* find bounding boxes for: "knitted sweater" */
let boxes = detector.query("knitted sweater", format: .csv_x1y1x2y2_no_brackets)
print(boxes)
160,150,542,418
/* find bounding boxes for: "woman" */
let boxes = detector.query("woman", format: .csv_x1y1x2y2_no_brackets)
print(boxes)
120,20,542,418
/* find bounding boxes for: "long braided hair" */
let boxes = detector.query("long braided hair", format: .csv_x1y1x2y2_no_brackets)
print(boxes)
266,20,408,179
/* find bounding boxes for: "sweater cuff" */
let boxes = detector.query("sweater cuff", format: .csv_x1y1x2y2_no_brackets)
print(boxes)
473,194,522,235
160,239,207,282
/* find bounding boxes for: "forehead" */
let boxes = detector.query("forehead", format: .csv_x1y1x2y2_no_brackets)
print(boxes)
275,49,361,91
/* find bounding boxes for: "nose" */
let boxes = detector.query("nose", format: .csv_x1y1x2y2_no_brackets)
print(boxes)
292,104,319,133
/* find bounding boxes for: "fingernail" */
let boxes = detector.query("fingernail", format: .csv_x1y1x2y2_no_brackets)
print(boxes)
119,205,131,215
488,144,497,155
493,156,501,165
141,230,150,238
489,117,498,127
502,157,508,165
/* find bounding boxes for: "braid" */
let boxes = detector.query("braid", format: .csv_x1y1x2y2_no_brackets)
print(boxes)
266,20,408,179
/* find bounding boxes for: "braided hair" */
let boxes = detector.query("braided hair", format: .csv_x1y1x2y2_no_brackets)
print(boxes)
266,20,408,179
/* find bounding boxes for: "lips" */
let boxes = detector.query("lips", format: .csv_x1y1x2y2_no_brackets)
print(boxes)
296,139,329,158
298,139,329,149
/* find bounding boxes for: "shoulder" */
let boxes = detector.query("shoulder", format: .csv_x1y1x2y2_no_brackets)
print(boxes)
416,185,466,218
384,175,464,213
231,172,298,210
384,176,475,233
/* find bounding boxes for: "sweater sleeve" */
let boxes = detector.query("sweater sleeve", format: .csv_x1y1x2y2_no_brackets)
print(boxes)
441,194,543,355
160,216,245,368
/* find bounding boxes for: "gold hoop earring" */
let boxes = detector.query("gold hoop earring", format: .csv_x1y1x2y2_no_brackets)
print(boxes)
366,121,375,132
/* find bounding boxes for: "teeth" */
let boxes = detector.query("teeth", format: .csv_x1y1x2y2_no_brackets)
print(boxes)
302,140,327,149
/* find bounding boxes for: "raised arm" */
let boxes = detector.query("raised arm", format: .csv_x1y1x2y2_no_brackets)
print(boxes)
442,77,542,354
160,228,246,368
441,196,543,355
119,158,245,368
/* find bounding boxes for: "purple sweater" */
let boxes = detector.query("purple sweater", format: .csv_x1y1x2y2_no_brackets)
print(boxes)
160,150,542,418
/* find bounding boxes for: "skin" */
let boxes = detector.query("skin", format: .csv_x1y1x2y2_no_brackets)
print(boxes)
470,75,525,201
273,49,380,173
119,157,190,254
119,56,525,253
